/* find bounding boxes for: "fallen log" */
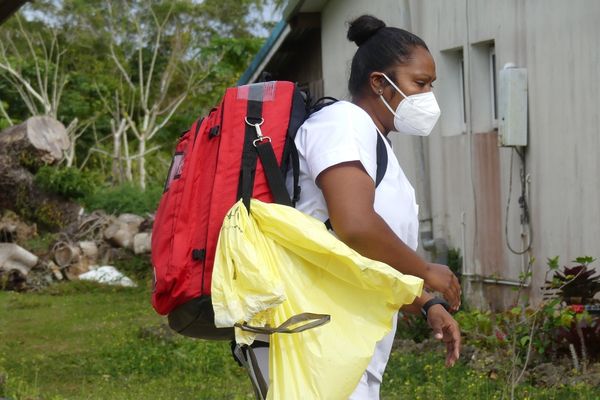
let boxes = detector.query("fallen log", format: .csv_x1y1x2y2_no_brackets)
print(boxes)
0,243,38,289
0,116,81,230
0,243,38,276
53,242,81,268
0,116,69,165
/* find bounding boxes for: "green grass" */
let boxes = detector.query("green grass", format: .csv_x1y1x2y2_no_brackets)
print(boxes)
1,281,598,399
0,281,253,400
381,349,598,400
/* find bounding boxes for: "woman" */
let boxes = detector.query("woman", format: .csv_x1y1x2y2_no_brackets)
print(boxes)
254,14,461,399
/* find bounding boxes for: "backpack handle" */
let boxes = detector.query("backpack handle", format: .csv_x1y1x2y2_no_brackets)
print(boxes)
235,312,331,335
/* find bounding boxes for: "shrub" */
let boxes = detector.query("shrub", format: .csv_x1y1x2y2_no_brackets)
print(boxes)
544,256,600,305
34,166,98,199
82,183,162,215
112,253,153,281
396,312,431,343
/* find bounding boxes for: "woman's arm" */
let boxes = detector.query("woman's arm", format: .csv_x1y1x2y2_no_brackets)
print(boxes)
316,161,461,310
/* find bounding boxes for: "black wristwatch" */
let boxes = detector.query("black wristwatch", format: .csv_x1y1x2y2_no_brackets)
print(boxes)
421,298,451,319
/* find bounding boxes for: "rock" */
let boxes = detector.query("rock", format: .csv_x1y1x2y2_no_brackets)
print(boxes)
104,215,143,249
104,225,133,248
78,241,98,259
48,260,64,280
78,265,136,287
139,215,154,232
0,269,27,291
133,232,151,254
24,262,55,291
0,210,37,243
118,213,144,229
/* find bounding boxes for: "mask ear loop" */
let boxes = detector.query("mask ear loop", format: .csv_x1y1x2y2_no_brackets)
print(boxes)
379,93,397,116
380,73,409,100
378,73,405,117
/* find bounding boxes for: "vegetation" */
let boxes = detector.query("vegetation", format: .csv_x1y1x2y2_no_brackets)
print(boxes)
81,183,163,215
34,166,99,199
1,276,598,400
0,0,281,192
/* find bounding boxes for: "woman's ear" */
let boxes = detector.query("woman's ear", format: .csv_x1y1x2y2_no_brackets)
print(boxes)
368,72,386,96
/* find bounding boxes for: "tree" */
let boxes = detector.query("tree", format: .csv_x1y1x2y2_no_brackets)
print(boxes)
0,17,96,167
0,18,67,120
0,0,280,188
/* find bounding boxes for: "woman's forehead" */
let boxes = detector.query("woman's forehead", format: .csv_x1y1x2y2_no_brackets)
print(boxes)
392,47,436,76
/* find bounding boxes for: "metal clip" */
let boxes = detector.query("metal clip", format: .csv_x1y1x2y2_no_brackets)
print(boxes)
245,117,271,147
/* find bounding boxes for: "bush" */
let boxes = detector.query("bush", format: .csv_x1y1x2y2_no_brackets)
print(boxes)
82,183,162,215
112,253,153,281
396,312,431,343
34,166,98,199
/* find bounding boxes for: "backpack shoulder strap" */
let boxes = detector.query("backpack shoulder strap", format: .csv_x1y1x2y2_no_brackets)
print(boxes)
239,82,294,211
375,131,388,187
324,130,388,231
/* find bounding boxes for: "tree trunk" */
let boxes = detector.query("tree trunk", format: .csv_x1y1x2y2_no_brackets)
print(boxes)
112,126,123,184
0,116,81,230
111,118,126,184
138,135,146,190
123,130,133,182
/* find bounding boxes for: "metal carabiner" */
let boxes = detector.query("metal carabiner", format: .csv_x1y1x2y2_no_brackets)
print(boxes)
245,117,271,147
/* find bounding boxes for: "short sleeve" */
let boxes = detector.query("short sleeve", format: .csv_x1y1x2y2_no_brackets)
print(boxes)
295,102,378,184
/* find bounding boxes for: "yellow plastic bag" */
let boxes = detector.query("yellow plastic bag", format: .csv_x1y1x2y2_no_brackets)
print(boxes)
212,199,423,399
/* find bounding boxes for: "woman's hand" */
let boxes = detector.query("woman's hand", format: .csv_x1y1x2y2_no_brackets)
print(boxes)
426,304,461,367
423,263,461,311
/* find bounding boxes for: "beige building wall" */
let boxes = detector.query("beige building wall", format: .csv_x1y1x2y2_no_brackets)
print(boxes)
316,0,600,308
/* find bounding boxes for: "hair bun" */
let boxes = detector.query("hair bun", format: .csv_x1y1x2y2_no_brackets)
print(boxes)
347,15,386,47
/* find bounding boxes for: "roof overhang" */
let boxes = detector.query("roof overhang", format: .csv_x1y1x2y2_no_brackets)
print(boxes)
238,0,328,85
0,0,29,25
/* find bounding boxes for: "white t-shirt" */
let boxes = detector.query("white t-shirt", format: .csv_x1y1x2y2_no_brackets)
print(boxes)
288,100,420,251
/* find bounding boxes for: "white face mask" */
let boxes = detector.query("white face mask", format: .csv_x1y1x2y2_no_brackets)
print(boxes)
379,73,441,136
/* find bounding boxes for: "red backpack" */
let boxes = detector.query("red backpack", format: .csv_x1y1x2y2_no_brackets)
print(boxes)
151,81,307,339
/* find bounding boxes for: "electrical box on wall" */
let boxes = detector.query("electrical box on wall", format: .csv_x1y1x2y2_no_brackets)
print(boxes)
498,66,528,147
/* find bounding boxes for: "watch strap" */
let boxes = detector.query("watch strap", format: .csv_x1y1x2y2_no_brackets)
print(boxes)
421,298,450,319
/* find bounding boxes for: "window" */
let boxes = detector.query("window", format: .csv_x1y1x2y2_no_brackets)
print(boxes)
438,48,467,136
489,45,498,127
469,40,497,133
459,53,467,130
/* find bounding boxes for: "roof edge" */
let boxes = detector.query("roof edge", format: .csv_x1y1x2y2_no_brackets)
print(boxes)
237,0,306,85
237,19,289,85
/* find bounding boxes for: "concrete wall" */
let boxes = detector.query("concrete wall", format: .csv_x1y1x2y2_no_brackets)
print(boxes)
317,0,600,308
406,0,600,307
